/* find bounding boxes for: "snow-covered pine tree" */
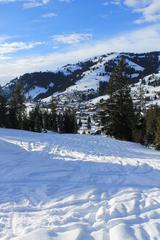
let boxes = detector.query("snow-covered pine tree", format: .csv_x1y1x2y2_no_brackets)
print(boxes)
133,82,146,143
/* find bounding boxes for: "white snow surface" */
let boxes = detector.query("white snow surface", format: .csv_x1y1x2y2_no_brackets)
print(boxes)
132,72,160,107
125,59,144,71
87,95,109,104
25,86,47,99
0,128,160,239
57,64,82,76
65,54,118,92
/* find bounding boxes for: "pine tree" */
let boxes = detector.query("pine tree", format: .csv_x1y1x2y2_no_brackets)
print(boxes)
133,83,146,143
57,113,64,133
0,86,7,127
22,114,30,131
8,84,26,129
28,109,35,132
98,81,108,96
99,100,108,132
28,104,42,132
78,118,82,128
155,117,160,150
146,106,160,145
87,116,91,131
58,109,77,133
33,104,42,132
42,110,49,132
49,97,57,131
104,58,135,141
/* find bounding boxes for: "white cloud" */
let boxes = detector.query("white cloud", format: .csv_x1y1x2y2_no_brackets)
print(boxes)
124,0,140,7
111,0,121,5
103,0,160,23
123,0,160,24
51,33,93,45
58,0,73,3
0,24,160,85
0,0,17,2
0,36,43,56
23,0,49,9
103,0,120,6
0,0,73,8
102,1,109,6
0,0,51,8
42,12,58,18
0,41,43,55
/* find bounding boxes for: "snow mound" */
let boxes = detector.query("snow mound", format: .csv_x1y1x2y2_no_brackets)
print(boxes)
0,128,160,239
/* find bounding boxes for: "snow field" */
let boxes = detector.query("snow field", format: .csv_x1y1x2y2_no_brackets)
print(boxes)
0,129,160,239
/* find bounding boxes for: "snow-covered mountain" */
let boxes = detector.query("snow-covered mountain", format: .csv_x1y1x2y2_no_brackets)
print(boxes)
2,51,160,101
0,128,160,239
132,72,160,106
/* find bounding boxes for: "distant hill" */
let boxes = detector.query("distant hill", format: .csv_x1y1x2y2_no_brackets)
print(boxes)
2,51,160,102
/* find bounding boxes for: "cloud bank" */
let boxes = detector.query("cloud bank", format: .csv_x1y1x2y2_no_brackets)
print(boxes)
0,24,160,85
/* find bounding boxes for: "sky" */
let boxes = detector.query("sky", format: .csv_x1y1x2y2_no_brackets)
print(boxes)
0,0,160,85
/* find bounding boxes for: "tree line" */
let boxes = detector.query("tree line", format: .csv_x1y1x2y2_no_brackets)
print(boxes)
99,58,160,150
0,85,78,134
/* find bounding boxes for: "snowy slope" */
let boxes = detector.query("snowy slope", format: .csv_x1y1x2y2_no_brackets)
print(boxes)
3,51,160,101
132,72,160,107
65,53,118,92
87,95,109,104
0,129,160,239
25,86,48,99
56,64,82,76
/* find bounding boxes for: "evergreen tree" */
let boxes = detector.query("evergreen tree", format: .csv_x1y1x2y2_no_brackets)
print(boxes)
33,104,42,132
8,84,26,129
104,59,135,141
78,118,82,128
0,86,7,127
133,83,146,143
155,117,160,150
58,109,77,133
87,116,91,131
22,114,30,131
57,113,64,133
98,81,108,96
146,106,160,144
49,97,57,131
99,99,108,132
28,109,36,132
28,104,42,132
42,110,49,132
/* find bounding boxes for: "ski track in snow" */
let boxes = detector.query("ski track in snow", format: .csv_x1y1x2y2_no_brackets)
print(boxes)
0,129,160,239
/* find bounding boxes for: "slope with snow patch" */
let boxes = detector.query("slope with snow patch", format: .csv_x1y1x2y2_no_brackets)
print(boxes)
132,72,160,107
64,53,118,92
0,129,160,239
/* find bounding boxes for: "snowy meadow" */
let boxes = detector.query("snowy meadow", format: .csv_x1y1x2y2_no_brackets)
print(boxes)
0,128,160,239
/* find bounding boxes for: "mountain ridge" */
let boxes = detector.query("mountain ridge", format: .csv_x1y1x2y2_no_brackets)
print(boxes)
2,51,160,101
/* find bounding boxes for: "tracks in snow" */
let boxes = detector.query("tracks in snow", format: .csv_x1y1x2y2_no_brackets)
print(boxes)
0,130,160,239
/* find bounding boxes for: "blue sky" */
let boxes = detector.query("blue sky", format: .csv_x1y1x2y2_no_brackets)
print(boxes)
0,0,160,84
